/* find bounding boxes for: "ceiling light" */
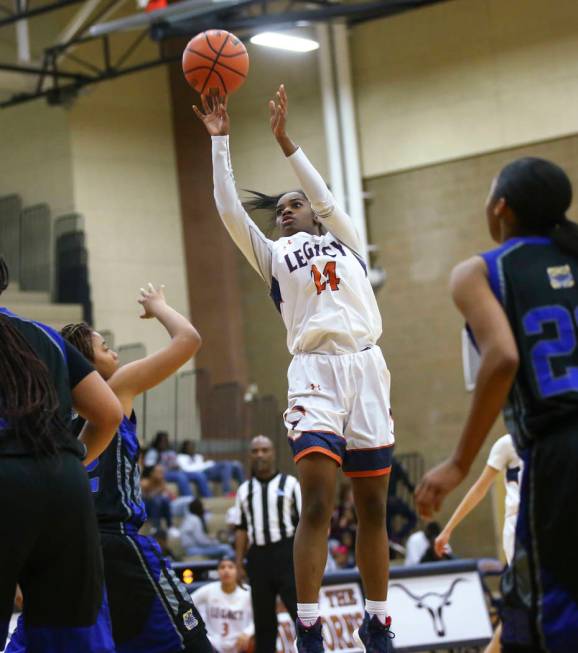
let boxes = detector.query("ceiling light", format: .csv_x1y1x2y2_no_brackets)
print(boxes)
250,32,319,53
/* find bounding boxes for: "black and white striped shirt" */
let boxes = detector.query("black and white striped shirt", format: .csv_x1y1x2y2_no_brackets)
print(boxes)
234,473,301,547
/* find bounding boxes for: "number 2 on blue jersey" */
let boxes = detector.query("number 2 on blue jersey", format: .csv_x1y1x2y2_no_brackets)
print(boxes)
523,304,578,398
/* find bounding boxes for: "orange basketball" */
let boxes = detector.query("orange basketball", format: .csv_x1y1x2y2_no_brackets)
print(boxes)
182,29,249,95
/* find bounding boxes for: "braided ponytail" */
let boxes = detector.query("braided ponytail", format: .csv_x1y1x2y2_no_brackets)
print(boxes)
0,257,61,454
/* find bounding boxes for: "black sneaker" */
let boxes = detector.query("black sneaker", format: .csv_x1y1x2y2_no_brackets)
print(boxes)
353,612,395,652
294,617,324,653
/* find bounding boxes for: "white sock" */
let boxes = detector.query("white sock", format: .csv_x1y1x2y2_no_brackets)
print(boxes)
365,599,388,625
297,603,320,627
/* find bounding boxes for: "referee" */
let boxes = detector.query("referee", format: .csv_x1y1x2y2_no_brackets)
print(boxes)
234,435,300,653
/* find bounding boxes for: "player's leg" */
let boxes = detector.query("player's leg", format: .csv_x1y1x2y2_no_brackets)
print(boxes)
101,531,211,653
285,353,347,651
528,428,578,652
294,455,339,603
15,453,114,653
484,623,501,653
351,474,390,602
344,348,395,652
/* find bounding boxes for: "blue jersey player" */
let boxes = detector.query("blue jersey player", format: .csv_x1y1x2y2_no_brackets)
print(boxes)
0,256,123,653
9,282,211,653
416,157,578,653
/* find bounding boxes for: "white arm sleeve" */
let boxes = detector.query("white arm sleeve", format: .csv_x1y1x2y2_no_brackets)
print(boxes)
287,147,364,258
212,136,274,285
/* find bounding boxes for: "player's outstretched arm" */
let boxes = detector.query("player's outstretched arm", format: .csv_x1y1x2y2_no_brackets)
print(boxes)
73,371,123,465
416,256,518,518
434,465,498,557
194,94,274,285
270,84,363,256
109,284,201,412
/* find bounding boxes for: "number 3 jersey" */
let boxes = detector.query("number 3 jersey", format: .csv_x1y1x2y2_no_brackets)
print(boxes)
481,236,578,448
212,135,382,355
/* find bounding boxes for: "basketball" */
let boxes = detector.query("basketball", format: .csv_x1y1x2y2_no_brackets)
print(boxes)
182,29,249,95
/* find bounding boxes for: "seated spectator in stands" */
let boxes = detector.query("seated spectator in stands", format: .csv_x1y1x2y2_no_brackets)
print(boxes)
192,557,254,653
387,456,418,544
178,440,245,495
144,430,212,498
332,544,354,570
178,440,245,493
405,522,452,565
141,465,173,530
180,498,234,559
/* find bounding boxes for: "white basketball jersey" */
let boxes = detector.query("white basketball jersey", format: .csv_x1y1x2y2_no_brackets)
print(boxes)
191,582,254,653
212,135,382,355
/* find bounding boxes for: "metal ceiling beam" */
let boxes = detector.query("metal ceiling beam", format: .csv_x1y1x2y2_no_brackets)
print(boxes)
152,0,448,39
0,61,88,79
0,0,451,108
0,0,86,28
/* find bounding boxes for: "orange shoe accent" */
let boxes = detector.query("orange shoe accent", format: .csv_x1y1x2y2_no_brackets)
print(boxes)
294,446,342,466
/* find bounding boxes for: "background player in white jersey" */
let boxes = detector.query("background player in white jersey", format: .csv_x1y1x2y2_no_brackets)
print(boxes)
433,433,522,653
194,86,395,653
192,557,254,653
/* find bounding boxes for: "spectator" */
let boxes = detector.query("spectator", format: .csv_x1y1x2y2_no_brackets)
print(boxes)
330,483,357,546
178,440,245,495
180,498,234,559
141,465,173,531
387,457,418,543
192,557,254,653
332,545,354,570
145,430,212,497
153,529,176,561
405,522,451,565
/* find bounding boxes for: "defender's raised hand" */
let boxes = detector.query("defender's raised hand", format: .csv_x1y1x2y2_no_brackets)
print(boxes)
193,92,230,136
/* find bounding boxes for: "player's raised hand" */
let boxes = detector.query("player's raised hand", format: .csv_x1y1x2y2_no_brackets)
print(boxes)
138,282,167,319
415,459,465,519
269,83,288,139
269,84,298,157
193,91,230,136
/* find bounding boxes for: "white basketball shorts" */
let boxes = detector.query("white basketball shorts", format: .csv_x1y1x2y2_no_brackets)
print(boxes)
283,346,395,477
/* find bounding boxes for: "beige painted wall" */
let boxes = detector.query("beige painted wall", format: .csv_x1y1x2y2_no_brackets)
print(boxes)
352,0,578,177
0,103,74,216
69,59,190,357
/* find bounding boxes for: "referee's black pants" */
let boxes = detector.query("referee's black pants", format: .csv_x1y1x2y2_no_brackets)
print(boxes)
246,537,297,653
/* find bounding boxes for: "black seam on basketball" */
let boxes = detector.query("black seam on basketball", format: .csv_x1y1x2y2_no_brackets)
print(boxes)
201,31,231,94
187,46,245,62
204,31,222,57
185,64,246,81
215,61,246,78
201,70,227,95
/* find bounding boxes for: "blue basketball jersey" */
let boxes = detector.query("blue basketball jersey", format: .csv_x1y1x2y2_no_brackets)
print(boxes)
85,412,147,532
481,236,578,448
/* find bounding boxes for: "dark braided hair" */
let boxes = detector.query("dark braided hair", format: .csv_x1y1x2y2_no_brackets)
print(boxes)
492,157,578,257
61,322,95,362
0,257,61,455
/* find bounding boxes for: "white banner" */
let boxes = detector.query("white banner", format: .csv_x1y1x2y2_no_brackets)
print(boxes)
388,570,492,650
276,568,492,652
